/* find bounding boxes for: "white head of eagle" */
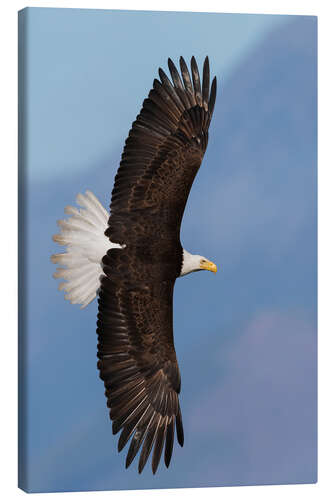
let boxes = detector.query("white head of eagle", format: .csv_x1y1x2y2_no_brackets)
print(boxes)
180,249,217,276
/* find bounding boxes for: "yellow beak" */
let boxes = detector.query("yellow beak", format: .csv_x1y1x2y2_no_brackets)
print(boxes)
200,260,218,274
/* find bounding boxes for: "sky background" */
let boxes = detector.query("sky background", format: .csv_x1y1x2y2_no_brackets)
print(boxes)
19,8,317,493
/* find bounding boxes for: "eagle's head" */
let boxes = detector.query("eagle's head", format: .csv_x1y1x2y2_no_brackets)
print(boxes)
180,249,217,277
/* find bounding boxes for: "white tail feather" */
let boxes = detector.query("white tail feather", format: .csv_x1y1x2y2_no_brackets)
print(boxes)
51,190,123,309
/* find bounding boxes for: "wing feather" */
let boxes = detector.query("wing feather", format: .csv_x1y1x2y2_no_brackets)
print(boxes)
202,56,210,111
190,56,202,107
164,416,175,468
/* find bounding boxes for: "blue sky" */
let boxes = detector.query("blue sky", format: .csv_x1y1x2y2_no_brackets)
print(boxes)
25,7,287,182
19,8,317,493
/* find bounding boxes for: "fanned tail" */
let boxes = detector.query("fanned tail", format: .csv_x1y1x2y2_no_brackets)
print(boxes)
51,190,121,309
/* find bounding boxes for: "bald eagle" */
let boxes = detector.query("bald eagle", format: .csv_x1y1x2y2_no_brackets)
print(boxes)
51,56,217,474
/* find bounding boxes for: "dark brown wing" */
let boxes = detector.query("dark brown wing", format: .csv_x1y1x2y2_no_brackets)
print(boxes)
105,56,217,246
97,270,183,474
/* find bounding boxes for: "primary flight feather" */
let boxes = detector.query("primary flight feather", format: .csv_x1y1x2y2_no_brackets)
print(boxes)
52,56,217,474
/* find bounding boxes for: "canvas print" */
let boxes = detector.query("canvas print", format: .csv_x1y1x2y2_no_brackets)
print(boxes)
18,7,317,493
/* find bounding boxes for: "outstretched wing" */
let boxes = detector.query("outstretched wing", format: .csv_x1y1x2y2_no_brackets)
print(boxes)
106,56,216,245
97,270,183,474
